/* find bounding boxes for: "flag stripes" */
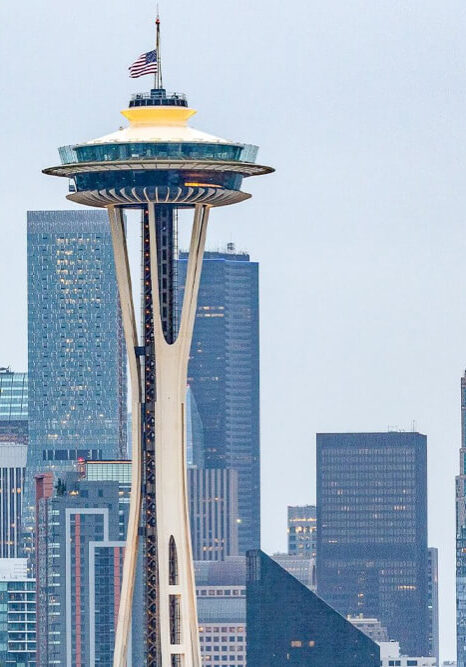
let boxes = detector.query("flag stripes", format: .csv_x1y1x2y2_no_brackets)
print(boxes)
129,50,158,78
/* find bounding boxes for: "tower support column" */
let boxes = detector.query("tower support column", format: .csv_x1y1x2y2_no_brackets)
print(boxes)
109,203,209,666
108,207,143,667
148,203,209,667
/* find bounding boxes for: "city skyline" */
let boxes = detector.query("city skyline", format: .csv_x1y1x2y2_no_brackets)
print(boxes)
0,0,465,661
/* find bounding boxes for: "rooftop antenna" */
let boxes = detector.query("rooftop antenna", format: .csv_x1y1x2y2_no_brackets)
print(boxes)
155,6,163,90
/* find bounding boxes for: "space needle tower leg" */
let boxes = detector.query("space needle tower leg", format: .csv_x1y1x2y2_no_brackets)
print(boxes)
148,202,209,667
108,206,143,667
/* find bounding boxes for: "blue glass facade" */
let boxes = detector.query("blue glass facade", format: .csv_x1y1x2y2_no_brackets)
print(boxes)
246,549,380,666
59,140,258,165
26,211,126,502
74,170,243,194
0,368,28,445
178,249,260,553
186,386,204,468
317,432,429,657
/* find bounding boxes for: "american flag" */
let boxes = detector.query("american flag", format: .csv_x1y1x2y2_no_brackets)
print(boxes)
128,50,158,78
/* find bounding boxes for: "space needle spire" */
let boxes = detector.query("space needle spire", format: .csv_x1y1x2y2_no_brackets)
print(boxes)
155,7,163,89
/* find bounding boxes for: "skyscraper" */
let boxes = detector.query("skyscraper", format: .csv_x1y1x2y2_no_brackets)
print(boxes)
188,467,239,561
43,21,272,660
246,550,380,666
317,432,429,656
0,443,27,557
178,247,260,553
0,558,36,666
195,560,247,667
186,386,205,468
271,553,316,590
427,547,440,666
287,504,317,557
0,367,28,445
35,466,142,666
457,371,466,666
26,210,127,499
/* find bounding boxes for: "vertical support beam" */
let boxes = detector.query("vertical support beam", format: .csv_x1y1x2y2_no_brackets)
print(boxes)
148,203,210,666
142,208,160,664
109,207,143,667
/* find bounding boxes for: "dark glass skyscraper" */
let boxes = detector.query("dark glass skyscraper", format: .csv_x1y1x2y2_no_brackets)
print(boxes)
246,550,380,666
317,432,429,657
26,211,126,499
178,247,260,553
457,370,466,666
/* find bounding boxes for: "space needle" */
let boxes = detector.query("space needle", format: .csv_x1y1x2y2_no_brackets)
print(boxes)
44,15,273,666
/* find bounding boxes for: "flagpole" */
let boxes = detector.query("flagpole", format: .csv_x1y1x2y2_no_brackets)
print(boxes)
155,8,163,90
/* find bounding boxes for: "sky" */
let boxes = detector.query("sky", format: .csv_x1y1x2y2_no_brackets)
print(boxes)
1,0,465,660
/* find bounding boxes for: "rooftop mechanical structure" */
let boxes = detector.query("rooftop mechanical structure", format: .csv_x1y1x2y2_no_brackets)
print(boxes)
44,23,273,667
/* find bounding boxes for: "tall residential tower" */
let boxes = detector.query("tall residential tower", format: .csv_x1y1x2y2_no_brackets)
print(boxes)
43,17,272,665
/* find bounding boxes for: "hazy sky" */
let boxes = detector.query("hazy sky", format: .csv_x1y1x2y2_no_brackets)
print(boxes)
1,0,466,660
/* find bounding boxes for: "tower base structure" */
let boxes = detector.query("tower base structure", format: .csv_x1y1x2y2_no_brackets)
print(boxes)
109,203,209,666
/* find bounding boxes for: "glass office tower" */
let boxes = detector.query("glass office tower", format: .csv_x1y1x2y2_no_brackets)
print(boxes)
26,211,126,504
178,247,260,553
0,368,28,445
317,432,429,657
246,550,380,667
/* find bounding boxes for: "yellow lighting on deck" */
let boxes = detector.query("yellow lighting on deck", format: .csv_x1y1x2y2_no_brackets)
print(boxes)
184,182,222,188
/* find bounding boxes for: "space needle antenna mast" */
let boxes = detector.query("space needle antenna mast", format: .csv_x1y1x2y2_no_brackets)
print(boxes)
155,7,163,89
44,13,273,665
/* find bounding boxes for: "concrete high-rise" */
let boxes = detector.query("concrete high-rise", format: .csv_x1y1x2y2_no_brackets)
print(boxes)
43,16,272,664
195,559,247,667
317,432,429,657
188,467,239,561
0,367,28,445
26,211,127,500
178,247,260,553
0,443,27,557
